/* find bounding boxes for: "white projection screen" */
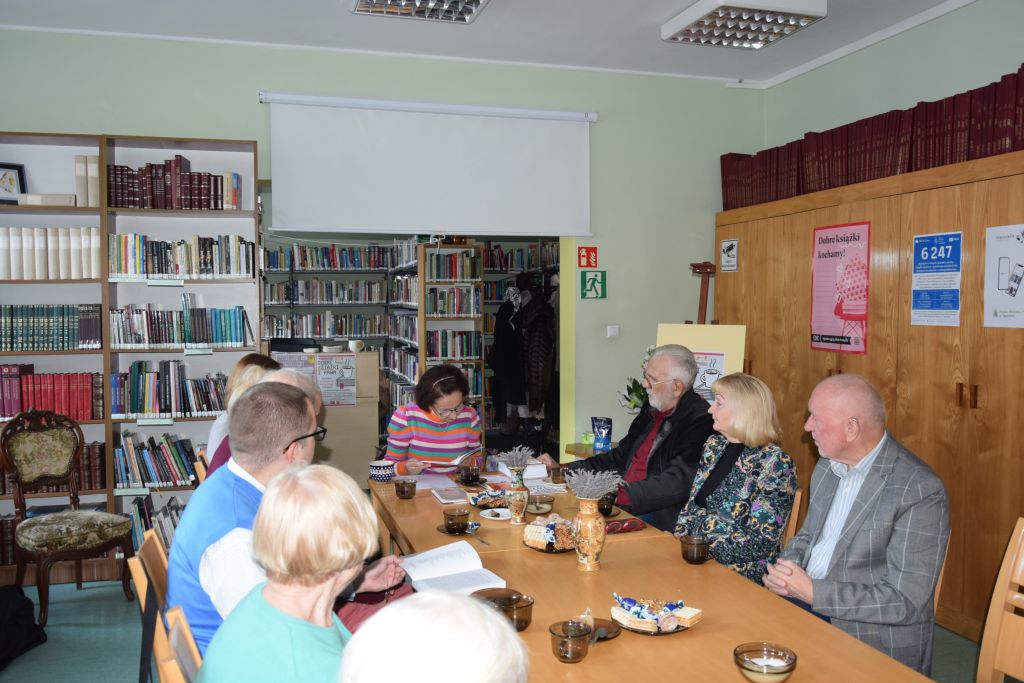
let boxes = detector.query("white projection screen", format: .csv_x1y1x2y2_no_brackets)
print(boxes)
264,94,594,237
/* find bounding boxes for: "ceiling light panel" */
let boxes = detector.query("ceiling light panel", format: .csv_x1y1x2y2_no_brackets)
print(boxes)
661,0,826,50
352,0,491,24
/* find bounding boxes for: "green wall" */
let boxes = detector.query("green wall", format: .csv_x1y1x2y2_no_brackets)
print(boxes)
0,29,764,444
764,0,1024,147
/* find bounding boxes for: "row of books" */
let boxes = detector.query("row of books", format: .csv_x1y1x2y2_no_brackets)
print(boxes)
721,62,1024,210
108,233,256,280
109,302,254,349
384,373,415,410
113,432,199,489
0,366,103,421
386,347,419,383
126,495,185,553
424,330,483,361
261,312,386,340
0,441,106,495
427,361,484,397
72,155,102,208
392,236,425,268
107,155,242,210
388,313,418,343
0,303,102,352
110,363,227,419
263,244,390,272
0,226,102,280
483,281,508,302
0,518,15,566
482,243,557,272
425,285,481,317
389,275,418,306
263,278,387,305
424,251,481,281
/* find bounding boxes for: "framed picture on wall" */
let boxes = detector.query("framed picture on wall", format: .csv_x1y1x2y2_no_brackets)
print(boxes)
0,163,26,205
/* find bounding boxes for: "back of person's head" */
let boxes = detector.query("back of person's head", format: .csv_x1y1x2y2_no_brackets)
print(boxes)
340,592,528,683
415,364,470,411
514,272,532,293
712,373,781,447
649,344,698,390
229,382,312,471
253,464,377,586
226,353,281,398
260,368,323,413
227,362,279,410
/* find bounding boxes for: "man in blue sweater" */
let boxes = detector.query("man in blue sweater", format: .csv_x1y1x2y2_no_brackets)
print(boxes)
166,379,403,653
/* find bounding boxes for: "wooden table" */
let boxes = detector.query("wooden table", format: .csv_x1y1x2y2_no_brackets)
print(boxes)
369,481,930,682
564,442,617,459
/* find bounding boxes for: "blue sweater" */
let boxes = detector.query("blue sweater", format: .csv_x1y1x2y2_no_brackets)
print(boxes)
165,463,263,653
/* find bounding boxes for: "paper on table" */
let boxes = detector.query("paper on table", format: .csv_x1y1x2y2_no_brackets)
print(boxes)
412,473,461,490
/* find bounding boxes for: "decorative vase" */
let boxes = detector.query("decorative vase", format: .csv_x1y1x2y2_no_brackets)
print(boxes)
507,466,529,525
572,497,606,571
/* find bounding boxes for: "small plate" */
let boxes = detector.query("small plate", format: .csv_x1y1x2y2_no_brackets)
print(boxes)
612,615,689,637
436,522,481,536
480,508,512,521
522,540,574,554
592,618,622,642
526,503,553,514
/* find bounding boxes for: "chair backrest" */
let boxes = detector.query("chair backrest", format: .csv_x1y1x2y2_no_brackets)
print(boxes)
976,517,1024,683
935,536,951,612
138,529,169,609
783,487,804,547
0,410,84,517
128,556,149,614
166,606,202,683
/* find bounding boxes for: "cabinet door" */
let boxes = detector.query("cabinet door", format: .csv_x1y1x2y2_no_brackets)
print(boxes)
959,175,1024,632
896,185,972,631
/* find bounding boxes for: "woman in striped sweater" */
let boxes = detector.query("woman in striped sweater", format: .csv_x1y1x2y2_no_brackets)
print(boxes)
385,364,482,475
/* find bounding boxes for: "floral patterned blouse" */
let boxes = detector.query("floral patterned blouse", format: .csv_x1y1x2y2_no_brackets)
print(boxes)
674,434,797,583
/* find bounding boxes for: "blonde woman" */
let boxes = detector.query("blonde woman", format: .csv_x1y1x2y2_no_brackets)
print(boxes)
674,373,796,583
205,353,280,475
199,465,386,682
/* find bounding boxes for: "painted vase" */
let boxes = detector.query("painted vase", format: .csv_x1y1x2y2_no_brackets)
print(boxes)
573,497,606,571
507,466,529,525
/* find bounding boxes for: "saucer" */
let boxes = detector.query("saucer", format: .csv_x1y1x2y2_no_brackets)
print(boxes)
480,508,512,521
592,618,622,642
436,522,481,536
458,478,488,487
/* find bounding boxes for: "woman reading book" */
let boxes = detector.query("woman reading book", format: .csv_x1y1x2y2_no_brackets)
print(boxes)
384,364,482,475
199,464,397,682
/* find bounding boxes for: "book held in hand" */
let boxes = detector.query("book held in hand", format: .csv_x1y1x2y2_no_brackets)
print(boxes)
403,540,505,595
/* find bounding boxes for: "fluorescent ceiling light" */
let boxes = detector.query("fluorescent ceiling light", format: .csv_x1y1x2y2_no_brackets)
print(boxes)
352,0,491,24
662,1,826,50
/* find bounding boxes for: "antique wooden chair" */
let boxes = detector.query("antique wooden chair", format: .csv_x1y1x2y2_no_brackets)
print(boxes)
166,606,202,682
783,487,804,547
0,410,134,625
976,517,1024,683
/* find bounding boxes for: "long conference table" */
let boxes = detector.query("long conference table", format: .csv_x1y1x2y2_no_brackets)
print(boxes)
368,479,930,682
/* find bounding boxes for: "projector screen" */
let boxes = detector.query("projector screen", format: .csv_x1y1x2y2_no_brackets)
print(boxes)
265,95,593,237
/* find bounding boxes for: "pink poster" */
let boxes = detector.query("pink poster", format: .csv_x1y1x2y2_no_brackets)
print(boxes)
810,222,870,354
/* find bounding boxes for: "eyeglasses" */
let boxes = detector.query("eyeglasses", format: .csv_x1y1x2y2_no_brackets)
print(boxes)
643,372,677,387
605,518,646,534
433,404,465,418
287,426,327,448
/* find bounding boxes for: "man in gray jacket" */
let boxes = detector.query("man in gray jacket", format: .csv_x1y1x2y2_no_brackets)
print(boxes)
764,374,949,675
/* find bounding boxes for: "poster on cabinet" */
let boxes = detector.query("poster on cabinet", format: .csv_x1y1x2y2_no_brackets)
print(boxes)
984,224,1024,328
911,231,962,327
810,222,870,354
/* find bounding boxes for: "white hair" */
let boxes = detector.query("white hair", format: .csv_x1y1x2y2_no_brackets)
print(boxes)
340,592,528,683
649,344,698,390
259,368,323,411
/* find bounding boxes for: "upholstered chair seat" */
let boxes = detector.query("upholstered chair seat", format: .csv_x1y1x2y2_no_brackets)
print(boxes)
16,511,133,554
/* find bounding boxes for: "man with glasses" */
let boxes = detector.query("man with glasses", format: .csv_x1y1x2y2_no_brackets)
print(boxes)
167,380,404,653
764,374,948,675
540,344,715,531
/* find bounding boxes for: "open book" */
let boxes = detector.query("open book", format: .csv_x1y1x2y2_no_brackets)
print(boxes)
403,540,505,595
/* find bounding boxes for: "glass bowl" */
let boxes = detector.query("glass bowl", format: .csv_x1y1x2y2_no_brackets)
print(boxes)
733,642,797,683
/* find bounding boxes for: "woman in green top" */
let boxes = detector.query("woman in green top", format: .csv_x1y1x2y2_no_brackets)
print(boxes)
200,464,397,683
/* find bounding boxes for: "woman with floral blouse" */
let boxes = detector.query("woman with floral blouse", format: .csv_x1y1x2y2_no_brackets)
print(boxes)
674,373,797,583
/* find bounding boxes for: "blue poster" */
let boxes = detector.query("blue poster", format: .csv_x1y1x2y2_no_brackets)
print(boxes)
911,232,962,327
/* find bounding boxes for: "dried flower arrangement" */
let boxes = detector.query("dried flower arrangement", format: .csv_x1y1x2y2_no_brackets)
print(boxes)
565,470,624,500
495,445,535,470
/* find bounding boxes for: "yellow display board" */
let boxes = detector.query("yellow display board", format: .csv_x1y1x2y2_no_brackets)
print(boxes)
655,324,746,401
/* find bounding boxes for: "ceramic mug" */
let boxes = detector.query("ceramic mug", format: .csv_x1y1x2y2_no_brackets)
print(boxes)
369,459,395,483
348,339,365,352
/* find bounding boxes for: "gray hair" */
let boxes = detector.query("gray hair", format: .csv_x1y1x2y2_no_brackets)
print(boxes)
229,382,313,471
649,344,698,390
260,368,323,412
340,592,528,683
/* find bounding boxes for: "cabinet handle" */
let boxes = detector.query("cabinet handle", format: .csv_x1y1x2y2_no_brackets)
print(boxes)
956,382,964,407
969,385,979,409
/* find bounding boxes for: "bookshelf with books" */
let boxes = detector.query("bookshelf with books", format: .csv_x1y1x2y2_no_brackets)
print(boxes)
261,239,390,346
0,132,259,584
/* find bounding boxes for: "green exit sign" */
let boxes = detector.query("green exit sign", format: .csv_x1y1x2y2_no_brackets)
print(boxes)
580,270,607,299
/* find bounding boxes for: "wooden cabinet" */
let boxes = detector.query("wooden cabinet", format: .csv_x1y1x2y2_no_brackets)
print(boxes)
716,150,1024,640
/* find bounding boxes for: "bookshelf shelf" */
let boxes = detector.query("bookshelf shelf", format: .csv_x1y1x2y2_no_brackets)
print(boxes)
264,269,388,276
0,418,104,426
114,485,195,496
111,415,223,424
264,302,386,307
109,346,258,354
0,205,99,215
0,349,103,356
108,278,258,285
0,488,108,501
107,208,255,218
0,278,101,284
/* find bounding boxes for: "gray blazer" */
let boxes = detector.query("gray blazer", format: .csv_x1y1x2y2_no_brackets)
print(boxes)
780,435,949,675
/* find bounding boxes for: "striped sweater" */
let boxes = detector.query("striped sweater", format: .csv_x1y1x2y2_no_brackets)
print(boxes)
385,402,482,475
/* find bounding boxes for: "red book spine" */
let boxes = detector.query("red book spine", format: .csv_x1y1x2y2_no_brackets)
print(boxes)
994,72,1017,155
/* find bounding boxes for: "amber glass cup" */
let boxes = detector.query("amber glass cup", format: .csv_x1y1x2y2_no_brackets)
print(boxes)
548,466,566,484
681,534,710,564
549,620,593,663
458,464,481,485
443,508,470,533
394,478,417,499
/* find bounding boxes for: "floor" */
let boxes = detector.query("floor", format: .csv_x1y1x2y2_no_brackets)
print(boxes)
0,581,987,682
